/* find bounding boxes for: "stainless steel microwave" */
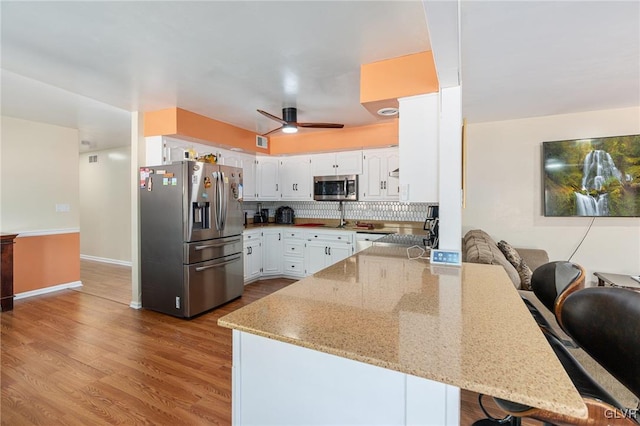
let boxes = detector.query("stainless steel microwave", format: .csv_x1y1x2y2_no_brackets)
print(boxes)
313,175,358,201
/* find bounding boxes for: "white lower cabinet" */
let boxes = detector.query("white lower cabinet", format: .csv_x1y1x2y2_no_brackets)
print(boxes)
262,229,283,276
244,228,355,281
243,230,262,283
282,230,305,278
304,231,355,276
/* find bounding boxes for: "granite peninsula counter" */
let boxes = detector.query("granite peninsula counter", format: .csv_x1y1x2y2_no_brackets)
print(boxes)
219,246,587,425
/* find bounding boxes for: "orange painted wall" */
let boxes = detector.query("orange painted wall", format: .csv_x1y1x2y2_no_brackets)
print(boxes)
144,108,269,154
143,107,178,136
269,120,398,155
360,51,439,103
13,233,80,294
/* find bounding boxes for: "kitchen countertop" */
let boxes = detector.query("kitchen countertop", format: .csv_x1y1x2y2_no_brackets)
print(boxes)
218,246,587,420
244,219,426,235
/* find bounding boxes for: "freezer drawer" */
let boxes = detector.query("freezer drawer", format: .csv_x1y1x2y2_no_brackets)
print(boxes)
184,235,243,264
183,253,243,317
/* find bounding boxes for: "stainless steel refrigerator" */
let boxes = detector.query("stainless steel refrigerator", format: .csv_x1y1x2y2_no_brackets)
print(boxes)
140,160,244,318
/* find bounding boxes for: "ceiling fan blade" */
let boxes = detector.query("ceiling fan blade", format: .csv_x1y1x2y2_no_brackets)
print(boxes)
261,126,284,136
257,109,287,125
298,122,344,129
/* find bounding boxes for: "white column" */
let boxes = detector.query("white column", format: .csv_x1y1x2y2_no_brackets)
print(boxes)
438,86,462,251
130,112,144,308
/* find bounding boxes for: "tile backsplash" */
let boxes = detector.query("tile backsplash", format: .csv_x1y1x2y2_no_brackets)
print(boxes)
244,201,434,222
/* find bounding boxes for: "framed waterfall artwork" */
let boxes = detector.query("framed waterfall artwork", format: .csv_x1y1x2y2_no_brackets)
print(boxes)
543,135,640,217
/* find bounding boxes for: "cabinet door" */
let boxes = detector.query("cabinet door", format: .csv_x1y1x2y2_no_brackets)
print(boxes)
256,156,280,200
361,148,399,200
336,151,363,175
280,156,312,201
248,240,263,280
361,151,384,200
223,152,256,201
242,156,257,201
244,240,262,283
385,150,400,199
311,153,338,176
262,230,283,276
328,243,352,265
304,241,329,275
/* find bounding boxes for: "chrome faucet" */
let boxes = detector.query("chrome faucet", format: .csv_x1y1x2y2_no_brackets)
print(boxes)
338,201,346,228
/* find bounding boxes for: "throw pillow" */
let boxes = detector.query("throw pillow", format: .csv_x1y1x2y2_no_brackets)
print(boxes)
465,236,521,288
498,240,533,291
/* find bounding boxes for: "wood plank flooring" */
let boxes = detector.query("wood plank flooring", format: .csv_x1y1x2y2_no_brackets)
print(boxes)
75,259,132,305
2,261,540,425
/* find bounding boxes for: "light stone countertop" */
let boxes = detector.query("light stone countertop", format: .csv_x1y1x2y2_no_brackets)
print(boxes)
218,246,587,420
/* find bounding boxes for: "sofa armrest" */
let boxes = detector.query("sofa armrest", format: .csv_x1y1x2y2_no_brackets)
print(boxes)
515,248,549,273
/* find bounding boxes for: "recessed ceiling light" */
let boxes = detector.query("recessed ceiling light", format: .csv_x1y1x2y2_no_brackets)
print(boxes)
377,107,399,117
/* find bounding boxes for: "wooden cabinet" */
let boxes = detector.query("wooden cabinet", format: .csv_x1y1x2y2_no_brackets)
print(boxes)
399,93,439,202
280,155,312,201
262,229,283,276
243,231,262,283
256,156,280,200
360,148,400,201
1,233,18,311
311,152,362,176
304,231,354,276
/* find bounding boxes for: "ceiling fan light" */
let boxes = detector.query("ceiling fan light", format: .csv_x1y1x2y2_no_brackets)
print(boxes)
282,124,298,134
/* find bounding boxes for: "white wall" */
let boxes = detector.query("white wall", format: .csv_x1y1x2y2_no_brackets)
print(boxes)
1,116,80,232
79,146,131,263
463,106,640,283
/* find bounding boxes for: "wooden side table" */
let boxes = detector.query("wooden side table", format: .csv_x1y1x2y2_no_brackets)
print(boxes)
1,233,18,311
594,272,640,291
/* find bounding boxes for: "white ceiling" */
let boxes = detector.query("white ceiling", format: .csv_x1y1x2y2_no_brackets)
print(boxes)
1,1,639,153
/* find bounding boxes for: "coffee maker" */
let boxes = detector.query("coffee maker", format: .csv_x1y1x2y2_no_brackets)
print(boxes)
253,203,269,224
423,205,439,248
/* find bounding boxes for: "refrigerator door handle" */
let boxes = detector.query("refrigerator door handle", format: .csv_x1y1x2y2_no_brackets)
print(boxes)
214,171,223,231
211,171,220,231
220,171,228,230
194,237,241,250
195,254,241,272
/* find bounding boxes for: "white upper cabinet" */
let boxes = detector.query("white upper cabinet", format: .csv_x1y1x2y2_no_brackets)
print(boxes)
399,93,439,203
218,149,257,201
256,156,280,200
311,151,362,176
360,148,400,201
280,155,312,201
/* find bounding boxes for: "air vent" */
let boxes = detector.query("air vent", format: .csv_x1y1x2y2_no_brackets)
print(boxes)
256,135,268,149
89,155,98,163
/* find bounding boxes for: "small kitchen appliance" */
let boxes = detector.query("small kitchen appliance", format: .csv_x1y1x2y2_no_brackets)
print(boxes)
276,206,295,224
253,208,269,224
313,174,358,201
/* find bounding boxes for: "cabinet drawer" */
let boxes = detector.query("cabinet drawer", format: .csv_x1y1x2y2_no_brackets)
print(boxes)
284,240,304,257
284,230,304,240
243,231,261,241
305,232,353,244
283,259,304,275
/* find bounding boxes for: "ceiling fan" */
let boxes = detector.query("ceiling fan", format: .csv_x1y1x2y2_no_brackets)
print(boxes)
257,107,344,136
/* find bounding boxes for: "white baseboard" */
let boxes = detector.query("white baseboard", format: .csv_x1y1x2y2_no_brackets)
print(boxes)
15,281,83,300
80,254,132,267
129,301,142,309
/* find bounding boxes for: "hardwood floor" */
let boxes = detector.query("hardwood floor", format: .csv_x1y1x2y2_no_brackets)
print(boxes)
75,259,132,305
3,262,540,425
